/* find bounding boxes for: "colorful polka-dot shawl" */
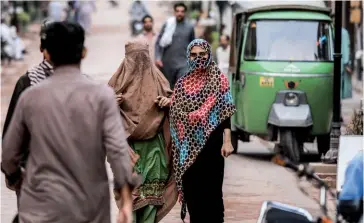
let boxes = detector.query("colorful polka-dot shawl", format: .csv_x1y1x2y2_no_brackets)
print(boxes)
169,39,236,220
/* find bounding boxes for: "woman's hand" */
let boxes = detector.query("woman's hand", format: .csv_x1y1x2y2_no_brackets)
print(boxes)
155,60,163,68
221,142,234,158
116,93,124,104
155,96,171,108
178,192,183,204
345,65,353,75
221,129,233,158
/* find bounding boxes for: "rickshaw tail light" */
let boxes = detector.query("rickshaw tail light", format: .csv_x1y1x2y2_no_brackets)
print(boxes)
284,92,299,106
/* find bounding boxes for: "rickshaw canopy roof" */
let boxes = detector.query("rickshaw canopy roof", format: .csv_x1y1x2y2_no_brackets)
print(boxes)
248,11,331,21
234,1,331,17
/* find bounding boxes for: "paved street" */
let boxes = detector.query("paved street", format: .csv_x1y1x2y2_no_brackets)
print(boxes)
1,1,362,223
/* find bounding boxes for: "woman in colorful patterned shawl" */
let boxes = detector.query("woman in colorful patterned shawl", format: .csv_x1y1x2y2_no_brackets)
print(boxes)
170,39,236,222
108,41,177,223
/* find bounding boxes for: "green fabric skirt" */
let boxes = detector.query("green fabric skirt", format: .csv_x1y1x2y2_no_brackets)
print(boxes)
130,132,169,223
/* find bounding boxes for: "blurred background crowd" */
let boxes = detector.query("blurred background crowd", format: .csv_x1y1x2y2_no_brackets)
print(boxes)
0,1,363,222
1,0,363,91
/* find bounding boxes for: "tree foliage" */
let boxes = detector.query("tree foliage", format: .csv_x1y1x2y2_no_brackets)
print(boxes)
345,109,363,135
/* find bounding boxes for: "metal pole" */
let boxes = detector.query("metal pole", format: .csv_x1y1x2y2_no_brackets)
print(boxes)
323,0,342,164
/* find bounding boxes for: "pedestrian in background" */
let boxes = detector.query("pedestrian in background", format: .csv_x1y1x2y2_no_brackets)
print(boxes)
108,41,177,223
216,34,230,76
109,0,119,8
169,39,236,222
76,0,96,35
129,0,149,36
1,21,138,223
136,15,158,62
341,27,353,99
2,20,55,211
10,26,26,60
0,18,26,62
65,1,77,22
47,1,67,22
1,16,15,63
155,2,195,89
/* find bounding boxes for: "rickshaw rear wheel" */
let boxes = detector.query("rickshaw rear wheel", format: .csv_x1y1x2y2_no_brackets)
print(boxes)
279,129,303,163
231,131,239,154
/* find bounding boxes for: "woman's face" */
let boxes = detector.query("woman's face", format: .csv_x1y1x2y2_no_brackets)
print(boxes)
189,46,208,60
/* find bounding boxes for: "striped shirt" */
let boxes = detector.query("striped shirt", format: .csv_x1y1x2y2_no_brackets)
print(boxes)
28,60,53,86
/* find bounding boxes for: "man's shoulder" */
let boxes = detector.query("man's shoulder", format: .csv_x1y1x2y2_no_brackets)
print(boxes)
98,84,115,97
82,73,93,80
73,75,110,93
90,81,112,92
91,84,116,107
79,79,114,96
21,77,113,104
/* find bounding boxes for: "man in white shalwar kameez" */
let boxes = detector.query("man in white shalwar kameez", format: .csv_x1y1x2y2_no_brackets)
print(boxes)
47,1,66,22
76,1,96,34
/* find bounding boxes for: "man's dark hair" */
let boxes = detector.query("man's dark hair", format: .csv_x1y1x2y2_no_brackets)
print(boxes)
43,21,85,66
174,2,187,12
142,15,153,23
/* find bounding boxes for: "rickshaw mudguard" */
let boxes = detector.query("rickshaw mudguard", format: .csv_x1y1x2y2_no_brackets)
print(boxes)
267,91,313,127
268,104,313,127
257,201,314,223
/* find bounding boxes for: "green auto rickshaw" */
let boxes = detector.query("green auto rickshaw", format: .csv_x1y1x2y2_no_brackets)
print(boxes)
228,2,334,162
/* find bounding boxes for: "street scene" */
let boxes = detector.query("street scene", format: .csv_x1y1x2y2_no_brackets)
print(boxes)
1,1,363,223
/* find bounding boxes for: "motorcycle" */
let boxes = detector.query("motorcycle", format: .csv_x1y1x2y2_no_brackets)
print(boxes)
257,153,348,223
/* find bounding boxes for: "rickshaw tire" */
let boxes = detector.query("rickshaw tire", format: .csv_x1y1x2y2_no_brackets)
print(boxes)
316,134,330,158
279,129,302,163
231,131,239,154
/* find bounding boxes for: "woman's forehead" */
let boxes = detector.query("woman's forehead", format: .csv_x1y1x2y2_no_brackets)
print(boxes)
190,45,205,52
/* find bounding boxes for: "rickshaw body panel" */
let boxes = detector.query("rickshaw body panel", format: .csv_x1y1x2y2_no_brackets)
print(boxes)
234,61,333,135
229,7,334,137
